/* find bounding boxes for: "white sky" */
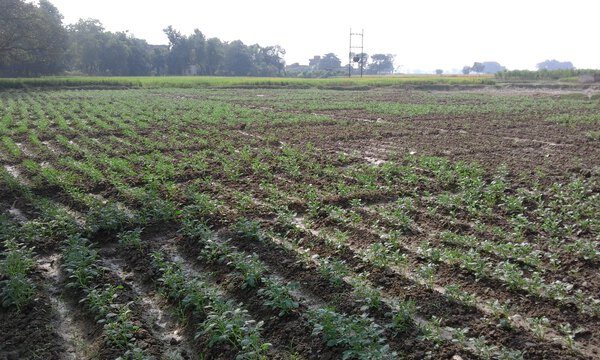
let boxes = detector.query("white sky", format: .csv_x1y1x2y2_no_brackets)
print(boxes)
48,0,599,73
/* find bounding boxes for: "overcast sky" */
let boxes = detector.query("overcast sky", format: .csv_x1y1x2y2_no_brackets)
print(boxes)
49,0,598,73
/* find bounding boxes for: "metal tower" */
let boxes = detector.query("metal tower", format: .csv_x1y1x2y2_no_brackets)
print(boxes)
349,28,364,78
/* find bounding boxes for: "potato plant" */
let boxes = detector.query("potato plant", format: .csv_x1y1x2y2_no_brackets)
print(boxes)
1,85,598,359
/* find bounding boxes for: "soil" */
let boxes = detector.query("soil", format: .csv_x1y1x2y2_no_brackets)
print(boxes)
248,110,600,181
0,272,70,360
2,86,599,359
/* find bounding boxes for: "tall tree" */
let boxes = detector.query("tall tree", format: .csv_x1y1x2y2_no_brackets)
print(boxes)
67,19,106,74
223,40,253,76
67,19,152,75
163,25,192,75
37,0,67,73
0,0,67,76
369,54,395,74
100,32,131,75
126,37,153,76
150,46,169,75
319,53,342,70
262,45,286,76
189,29,206,74
205,37,224,75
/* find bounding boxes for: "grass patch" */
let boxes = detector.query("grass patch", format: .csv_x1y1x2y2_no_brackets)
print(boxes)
0,75,495,90
547,113,600,125
586,131,600,141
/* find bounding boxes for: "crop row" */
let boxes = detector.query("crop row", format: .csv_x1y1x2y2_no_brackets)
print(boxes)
2,87,599,359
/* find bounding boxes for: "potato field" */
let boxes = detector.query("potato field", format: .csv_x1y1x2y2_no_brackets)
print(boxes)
1,83,599,359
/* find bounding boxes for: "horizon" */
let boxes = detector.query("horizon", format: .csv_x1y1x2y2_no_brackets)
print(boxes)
44,0,600,72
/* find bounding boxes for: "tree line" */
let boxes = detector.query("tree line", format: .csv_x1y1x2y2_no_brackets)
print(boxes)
286,53,396,78
461,59,579,76
0,0,286,77
1,0,397,79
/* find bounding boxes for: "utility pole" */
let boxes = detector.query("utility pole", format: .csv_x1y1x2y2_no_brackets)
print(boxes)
349,28,364,78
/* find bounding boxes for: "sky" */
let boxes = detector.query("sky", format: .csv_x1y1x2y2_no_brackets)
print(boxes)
48,0,599,73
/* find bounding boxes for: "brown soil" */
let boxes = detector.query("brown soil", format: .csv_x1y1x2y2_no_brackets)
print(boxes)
0,272,69,360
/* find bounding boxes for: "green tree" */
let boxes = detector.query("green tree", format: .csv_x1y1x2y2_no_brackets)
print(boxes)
125,37,153,76
319,53,342,70
67,19,152,75
223,40,253,76
471,62,485,73
36,0,67,73
100,32,130,75
255,45,286,76
163,25,192,75
368,54,395,75
205,37,224,75
66,19,106,74
150,46,169,75
189,29,206,74
0,0,67,76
